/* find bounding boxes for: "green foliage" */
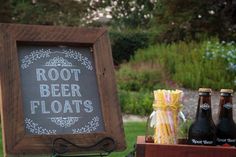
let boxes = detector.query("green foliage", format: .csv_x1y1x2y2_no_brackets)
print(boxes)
108,0,156,29
117,64,166,91
110,30,150,64
117,38,236,116
151,0,236,42
116,50,171,115
131,39,236,90
178,119,192,139
172,40,235,89
203,39,236,73
0,0,11,22
118,90,153,116
1,0,236,41
10,0,90,26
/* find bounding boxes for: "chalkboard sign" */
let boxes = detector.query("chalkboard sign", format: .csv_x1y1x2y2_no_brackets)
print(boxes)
0,23,125,156
18,46,104,135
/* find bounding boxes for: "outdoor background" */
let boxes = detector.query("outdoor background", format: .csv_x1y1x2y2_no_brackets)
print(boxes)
0,0,236,156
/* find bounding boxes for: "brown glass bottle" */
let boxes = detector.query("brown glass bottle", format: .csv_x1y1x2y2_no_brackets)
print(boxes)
188,88,216,146
216,89,236,146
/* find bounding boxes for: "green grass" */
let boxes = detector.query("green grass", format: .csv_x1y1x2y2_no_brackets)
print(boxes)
0,122,146,157
110,122,146,157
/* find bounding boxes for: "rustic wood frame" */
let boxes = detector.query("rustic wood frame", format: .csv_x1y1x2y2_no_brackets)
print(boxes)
0,23,126,157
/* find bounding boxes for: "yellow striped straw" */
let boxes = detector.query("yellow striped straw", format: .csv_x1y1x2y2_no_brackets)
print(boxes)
152,89,183,144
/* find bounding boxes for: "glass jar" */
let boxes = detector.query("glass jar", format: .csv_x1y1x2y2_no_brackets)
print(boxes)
145,89,184,144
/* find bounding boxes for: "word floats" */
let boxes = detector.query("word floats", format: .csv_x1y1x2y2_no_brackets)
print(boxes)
30,99,94,114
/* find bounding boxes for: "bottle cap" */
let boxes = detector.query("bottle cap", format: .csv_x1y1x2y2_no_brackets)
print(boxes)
220,89,234,94
198,88,212,93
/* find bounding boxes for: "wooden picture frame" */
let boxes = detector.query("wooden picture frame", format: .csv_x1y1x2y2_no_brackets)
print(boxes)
0,23,126,156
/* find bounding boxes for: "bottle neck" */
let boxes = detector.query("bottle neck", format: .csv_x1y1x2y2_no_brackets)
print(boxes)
219,93,233,120
196,93,213,120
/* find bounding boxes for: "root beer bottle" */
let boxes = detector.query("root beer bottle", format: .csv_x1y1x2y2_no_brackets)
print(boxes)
188,88,216,146
216,89,236,146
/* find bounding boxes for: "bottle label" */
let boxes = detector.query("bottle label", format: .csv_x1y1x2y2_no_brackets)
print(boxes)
217,138,236,144
217,138,236,143
223,103,232,109
191,139,213,145
200,103,210,110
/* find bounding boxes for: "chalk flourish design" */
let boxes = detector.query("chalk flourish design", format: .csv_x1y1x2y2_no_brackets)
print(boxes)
72,116,99,134
45,56,72,67
20,48,93,70
25,118,57,135
63,49,93,71
50,117,79,128
21,49,51,69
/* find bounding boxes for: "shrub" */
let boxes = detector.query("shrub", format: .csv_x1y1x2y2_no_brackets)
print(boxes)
116,52,173,115
117,38,236,115
118,90,153,116
203,40,236,74
109,30,151,64
116,62,168,92
132,39,236,90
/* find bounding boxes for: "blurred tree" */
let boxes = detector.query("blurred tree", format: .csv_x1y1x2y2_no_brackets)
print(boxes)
108,0,156,29
0,0,12,22
219,0,236,39
10,0,90,26
83,0,157,29
1,0,235,40
152,0,236,42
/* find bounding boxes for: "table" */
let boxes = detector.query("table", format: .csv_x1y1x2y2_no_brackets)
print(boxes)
136,136,236,157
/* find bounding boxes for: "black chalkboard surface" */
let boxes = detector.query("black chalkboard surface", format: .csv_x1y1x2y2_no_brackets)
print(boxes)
18,46,104,135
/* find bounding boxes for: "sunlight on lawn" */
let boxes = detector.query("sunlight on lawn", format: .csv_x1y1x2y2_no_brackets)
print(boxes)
109,122,146,157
